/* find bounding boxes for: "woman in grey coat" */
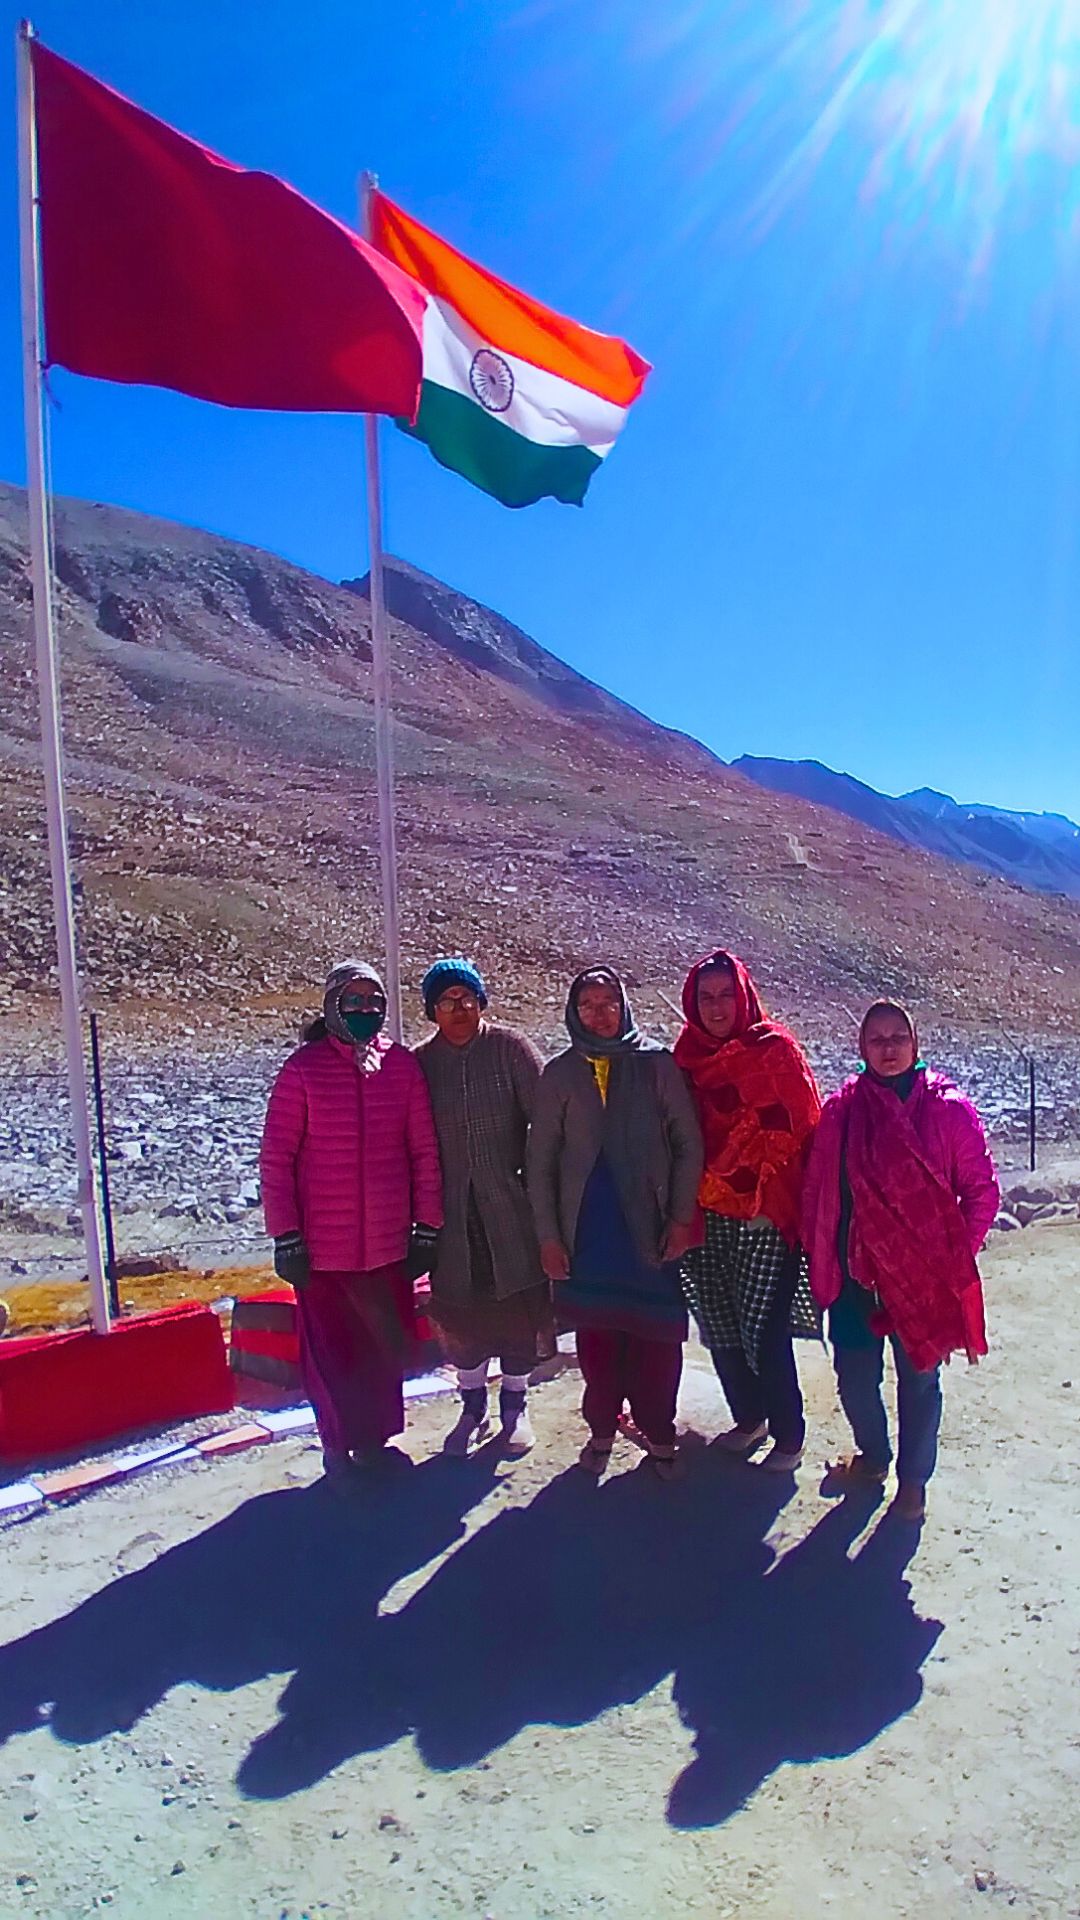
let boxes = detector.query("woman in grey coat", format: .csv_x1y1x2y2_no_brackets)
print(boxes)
414,958,554,1456
527,966,703,1478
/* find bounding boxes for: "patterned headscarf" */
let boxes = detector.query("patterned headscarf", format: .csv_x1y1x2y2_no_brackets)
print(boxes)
674,949,821,1244
679,950,765,1042
858,999,919,1065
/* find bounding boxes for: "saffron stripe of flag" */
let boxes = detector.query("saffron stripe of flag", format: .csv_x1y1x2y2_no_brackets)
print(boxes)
371,192,650,507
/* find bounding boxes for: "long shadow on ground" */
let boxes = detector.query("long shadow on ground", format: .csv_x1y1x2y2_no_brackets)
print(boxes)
238,1446,941,1822
666,1493,941,1825
0,1447,941,1828
0,1453,497,1756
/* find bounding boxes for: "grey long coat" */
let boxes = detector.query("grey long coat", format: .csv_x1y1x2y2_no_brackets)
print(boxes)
527,1045,703,1268
415,1023,546,1305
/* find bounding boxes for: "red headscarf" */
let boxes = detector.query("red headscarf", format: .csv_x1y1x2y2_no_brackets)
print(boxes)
673,951,822,1244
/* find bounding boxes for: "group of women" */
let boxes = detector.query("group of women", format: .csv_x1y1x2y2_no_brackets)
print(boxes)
260,948,999,1524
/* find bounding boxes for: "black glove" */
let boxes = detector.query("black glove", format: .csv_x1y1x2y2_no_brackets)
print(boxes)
405,1222,440,1282
273,1231,310,1291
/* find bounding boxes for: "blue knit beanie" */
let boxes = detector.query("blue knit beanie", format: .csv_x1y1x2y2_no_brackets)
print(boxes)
421,957,488,1020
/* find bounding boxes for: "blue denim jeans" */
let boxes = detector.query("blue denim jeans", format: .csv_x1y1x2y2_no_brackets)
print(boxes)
832,1335,942,1486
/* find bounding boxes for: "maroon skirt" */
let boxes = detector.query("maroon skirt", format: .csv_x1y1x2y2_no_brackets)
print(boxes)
296,1263,416,1456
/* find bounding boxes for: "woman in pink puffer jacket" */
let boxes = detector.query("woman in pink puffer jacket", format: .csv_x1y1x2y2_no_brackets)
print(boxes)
260,959,442,1482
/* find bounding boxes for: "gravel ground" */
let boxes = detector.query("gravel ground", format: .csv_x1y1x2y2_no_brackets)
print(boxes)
1,1224,1078,1919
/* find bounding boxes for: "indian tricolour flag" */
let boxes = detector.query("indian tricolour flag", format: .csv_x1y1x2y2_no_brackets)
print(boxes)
371,192,650,509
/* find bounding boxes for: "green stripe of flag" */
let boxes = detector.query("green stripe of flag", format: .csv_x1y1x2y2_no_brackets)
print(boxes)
397,380,602,509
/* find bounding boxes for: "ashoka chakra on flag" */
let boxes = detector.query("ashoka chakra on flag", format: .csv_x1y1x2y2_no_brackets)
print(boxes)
469,349,515,413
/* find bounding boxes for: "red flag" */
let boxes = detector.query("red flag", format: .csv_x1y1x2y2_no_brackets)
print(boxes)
30,43,425,417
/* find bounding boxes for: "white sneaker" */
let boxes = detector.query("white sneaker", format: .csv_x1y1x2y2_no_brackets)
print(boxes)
713,1422,768,1454
501,1407,536,1456
759,1443,804,1473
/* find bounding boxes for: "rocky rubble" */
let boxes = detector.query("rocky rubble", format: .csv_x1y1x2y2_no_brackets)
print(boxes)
1,1023,1078,1284
0,1032,287,1282
991,1180,1080,1232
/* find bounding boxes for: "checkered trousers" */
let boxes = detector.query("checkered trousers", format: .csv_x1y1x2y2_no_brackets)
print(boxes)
681,1211,821,1373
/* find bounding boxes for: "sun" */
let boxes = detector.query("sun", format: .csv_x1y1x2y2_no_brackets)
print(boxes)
857,0,1080,155
756,0,1080,260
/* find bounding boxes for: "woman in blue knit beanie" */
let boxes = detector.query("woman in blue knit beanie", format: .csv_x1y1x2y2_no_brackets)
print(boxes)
414,958,554,1456
421,958,488,1022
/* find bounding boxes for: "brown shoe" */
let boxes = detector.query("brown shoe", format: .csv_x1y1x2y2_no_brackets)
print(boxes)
713,1421,768,1455
648,1445,683,1483
823,1454,889,1491
578,1438,614,1476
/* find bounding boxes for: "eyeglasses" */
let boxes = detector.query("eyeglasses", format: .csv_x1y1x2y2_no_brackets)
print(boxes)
436,990,479,1012
340,993,386,1014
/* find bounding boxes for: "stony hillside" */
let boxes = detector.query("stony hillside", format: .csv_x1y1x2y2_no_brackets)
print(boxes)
342,557,649,728
3,479,1080,1059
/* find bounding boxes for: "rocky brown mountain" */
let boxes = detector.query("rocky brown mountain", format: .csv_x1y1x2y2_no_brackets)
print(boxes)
2,478,1080,1060
342,557,649,727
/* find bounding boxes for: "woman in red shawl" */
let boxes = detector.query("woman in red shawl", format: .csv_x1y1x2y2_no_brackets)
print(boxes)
802,1000,998,1522
675,951,822,1471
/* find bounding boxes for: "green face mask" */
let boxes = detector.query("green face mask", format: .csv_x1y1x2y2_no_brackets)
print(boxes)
343,1008,384,1043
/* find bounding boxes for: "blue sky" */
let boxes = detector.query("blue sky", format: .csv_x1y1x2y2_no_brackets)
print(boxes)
3,0,1080,819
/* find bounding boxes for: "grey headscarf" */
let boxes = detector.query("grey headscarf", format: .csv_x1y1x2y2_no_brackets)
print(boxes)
565,966,643,1057
322,959,387,1047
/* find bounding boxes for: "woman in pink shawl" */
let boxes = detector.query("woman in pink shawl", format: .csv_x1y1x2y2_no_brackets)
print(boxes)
802,1001,998,1522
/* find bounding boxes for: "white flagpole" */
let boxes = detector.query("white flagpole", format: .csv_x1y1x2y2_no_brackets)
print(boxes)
359,169,403,1042
17,18,110,1334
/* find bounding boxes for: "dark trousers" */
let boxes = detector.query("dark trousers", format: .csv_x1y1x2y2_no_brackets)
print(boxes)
577,1328,683,1448
710,1256,805,1452
833,1336,942,1485
297,1264,414,1458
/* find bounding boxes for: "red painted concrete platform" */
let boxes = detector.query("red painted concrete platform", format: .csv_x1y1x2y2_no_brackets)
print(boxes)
0,1302,233,1462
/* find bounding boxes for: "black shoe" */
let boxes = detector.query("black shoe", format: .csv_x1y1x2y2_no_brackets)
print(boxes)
319,1449,356,1496
349,1444,411,1475
444,1386,491,1457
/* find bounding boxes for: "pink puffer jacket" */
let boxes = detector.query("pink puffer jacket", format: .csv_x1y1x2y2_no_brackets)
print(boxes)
260,1033,443,1274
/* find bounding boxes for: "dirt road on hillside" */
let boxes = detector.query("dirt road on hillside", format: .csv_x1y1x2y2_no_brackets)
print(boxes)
1,1225,1078,1920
